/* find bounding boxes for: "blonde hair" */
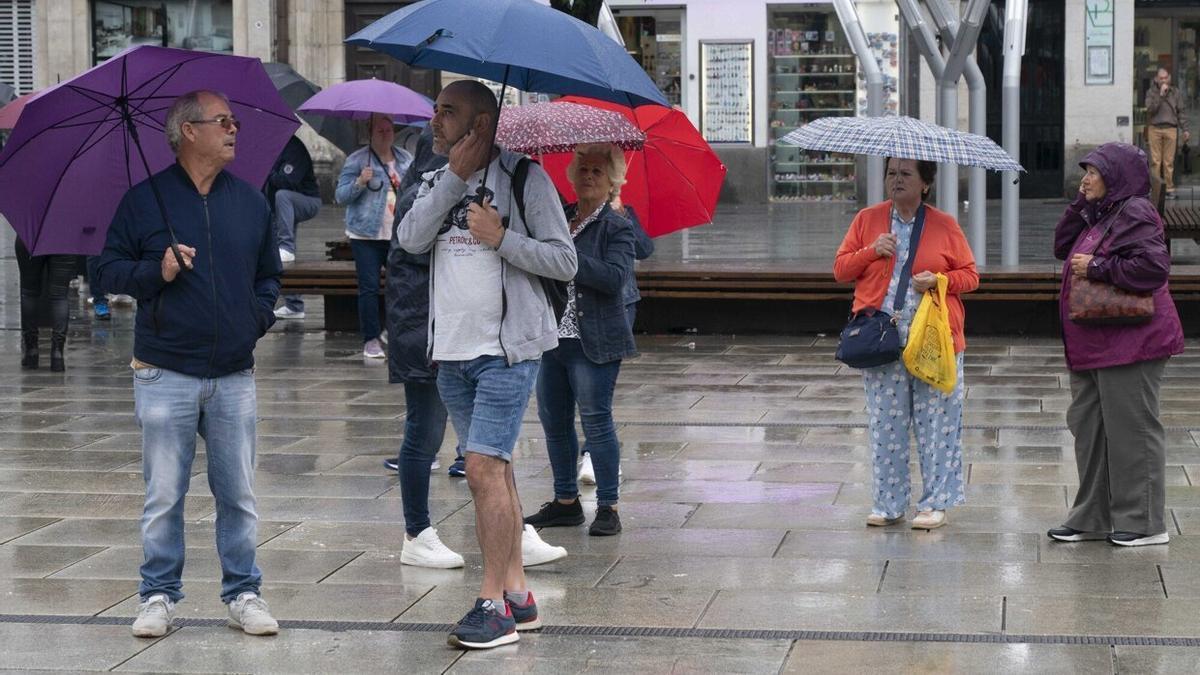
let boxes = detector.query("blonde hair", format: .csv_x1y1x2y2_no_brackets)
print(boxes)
566,143,627,201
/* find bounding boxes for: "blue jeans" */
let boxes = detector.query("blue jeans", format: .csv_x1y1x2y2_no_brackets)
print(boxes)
537,338,622,506
274,190,322,313
350,239,389,343
398,380,449,537
437,356,539,463
134,367,262,604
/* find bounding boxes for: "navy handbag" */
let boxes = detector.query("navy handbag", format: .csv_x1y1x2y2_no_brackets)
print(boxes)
835,205,926,369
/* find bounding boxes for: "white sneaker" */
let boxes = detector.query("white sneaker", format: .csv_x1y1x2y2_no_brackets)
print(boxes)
430,459,441,471
401,527,465,568
279,248,296,263
578,453,595,485
912,510,947,530
522,524,568,567
131,594,175,637
577,453,620,485
363,339,385,358
227,592,279,635
274,306,305,320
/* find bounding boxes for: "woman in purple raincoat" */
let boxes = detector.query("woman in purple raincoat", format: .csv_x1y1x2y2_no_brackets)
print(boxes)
1047,142,1184,548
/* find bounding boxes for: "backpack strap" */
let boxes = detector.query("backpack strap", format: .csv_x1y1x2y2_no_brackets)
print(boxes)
512,156,534,227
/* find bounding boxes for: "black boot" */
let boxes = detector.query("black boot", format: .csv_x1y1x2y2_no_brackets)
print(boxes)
50,333,65,373
21,330,38,369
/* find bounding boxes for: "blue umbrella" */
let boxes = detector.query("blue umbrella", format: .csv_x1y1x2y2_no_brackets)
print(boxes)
345,0,669,108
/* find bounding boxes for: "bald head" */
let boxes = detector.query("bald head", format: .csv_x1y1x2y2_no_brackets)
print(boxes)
431,80,501,156
444,80,499,122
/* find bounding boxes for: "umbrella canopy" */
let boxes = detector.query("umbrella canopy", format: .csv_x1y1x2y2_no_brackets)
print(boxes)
346,0,668,108
497,101,644,155
539,96,726,238
780,115,1024,173
298,78,434,124
0,92,37,130
263,62,357,155
0,45,299,256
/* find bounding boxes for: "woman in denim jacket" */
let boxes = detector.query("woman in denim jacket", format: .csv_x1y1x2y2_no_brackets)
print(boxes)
335,113,413,358
524,143,637,537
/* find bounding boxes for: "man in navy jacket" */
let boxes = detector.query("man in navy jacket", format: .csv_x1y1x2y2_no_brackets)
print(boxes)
97,90,282,639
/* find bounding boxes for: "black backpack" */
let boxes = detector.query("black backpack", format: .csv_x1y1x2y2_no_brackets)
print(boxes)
509,156,569,323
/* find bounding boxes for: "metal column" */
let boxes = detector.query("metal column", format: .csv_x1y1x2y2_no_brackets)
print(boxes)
833,0,885,206
1001,0,1028,265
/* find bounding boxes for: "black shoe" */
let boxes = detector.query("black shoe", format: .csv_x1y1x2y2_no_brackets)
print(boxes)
448,456,466,477
383,457,399,473
49,334,65,373
20,330,38,370
524,499,585,527
1108,531,1170,547
588,505,622,536
1047,526,1107,542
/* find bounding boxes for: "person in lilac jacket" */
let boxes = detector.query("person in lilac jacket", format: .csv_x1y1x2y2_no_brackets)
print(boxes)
1047,142,1184,548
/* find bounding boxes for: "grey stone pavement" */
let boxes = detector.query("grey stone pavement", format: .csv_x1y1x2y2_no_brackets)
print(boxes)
2,200,1200,673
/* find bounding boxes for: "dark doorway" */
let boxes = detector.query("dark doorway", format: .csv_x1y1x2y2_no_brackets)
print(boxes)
979,0,1065,198
345,2,440,96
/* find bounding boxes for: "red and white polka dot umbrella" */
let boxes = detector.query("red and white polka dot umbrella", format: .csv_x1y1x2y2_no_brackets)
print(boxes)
497,101,645,155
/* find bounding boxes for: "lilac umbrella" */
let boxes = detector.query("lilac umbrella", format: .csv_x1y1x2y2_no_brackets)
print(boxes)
297,78,434,123
0,45,299,257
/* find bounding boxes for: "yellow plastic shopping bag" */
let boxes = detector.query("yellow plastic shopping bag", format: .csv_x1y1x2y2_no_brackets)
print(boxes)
902,273,957,393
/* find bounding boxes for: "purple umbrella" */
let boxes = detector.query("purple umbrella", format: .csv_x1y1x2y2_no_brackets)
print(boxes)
297,78,434,123
0,45,299,257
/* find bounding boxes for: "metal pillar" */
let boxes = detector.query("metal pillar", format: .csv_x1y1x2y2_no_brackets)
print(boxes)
1001,0,1028,265
833,0,885,206
896,0,946,127
925,0,989,263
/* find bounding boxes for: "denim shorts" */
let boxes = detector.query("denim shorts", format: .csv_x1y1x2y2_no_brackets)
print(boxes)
436,355,539,463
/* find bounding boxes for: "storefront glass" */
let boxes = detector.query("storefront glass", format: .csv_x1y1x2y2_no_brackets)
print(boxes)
613,8,684,107
92,0,234,64
768,5,856,202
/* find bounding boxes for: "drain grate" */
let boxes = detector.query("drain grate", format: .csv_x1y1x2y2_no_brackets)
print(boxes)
3,615,1198,647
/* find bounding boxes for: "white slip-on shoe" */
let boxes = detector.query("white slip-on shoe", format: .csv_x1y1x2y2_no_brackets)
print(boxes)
273,306,305,320
912,510,947,530
278,248,296,263
578,453,595,485
131,594,175,637
363,339,386,359
401,527,465,568
866,512,905,527
227,592,279,635
522,524,568,567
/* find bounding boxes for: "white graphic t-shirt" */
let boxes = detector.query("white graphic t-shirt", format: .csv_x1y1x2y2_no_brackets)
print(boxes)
430,165,506,361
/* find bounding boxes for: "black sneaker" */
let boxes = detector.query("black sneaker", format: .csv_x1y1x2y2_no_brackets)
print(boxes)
383,457,399,473
506,592,541,631
524,499,585,527
1047,526,1107,542
1108,531,1170,547
588,505,622,536
448,456,466,477
447,598,519,650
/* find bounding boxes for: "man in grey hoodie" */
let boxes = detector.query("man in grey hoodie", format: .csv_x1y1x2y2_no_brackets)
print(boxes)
396,80,576,649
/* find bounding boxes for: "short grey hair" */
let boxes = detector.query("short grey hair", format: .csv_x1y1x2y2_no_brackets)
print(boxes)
165,90,229,153
566,143,628,200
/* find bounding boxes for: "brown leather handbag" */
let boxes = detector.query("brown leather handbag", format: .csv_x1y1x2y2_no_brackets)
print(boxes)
1067,200,1155,325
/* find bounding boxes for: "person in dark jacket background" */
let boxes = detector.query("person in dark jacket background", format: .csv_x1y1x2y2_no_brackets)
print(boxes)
267,134,321,319
382,125,466,569
97,90,282,638
1047,142,1184,548
524,143,637,537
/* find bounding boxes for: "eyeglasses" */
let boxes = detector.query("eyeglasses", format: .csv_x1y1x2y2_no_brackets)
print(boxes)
187,115,241,131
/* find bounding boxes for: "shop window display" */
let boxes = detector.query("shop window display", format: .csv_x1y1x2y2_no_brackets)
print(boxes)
92,0,233,64
615,11,683,108
768,6,856,202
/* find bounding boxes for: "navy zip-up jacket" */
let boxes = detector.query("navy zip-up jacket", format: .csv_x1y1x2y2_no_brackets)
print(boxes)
97,163,282,378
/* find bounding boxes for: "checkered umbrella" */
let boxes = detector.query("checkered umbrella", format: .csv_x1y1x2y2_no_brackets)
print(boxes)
780,115,1023,172
498,101,645,155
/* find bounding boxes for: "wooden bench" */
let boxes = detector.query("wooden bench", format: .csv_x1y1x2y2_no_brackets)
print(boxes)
280,260,383,332
1163,206,1200,247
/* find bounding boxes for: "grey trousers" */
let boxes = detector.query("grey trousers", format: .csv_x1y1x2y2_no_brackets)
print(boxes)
273,190,322,312
1065,358,1168,535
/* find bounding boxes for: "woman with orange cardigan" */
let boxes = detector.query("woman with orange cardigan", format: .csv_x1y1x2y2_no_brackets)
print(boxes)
834,158,979,530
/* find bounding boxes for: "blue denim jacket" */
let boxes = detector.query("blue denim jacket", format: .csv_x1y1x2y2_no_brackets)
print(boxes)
569,203,638,364
335,145,413,238
620,205,654,306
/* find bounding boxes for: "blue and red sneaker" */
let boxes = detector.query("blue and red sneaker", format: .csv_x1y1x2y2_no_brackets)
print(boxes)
447,598,519,649
506,591,542,631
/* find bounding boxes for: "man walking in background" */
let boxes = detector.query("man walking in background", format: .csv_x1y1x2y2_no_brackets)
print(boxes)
1146,66,1191,199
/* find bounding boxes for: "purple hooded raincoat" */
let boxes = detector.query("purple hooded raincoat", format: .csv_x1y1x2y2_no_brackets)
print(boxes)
1054,142,1184,371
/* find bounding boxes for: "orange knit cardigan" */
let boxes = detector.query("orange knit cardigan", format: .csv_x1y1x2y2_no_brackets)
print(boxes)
833,201,979,353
